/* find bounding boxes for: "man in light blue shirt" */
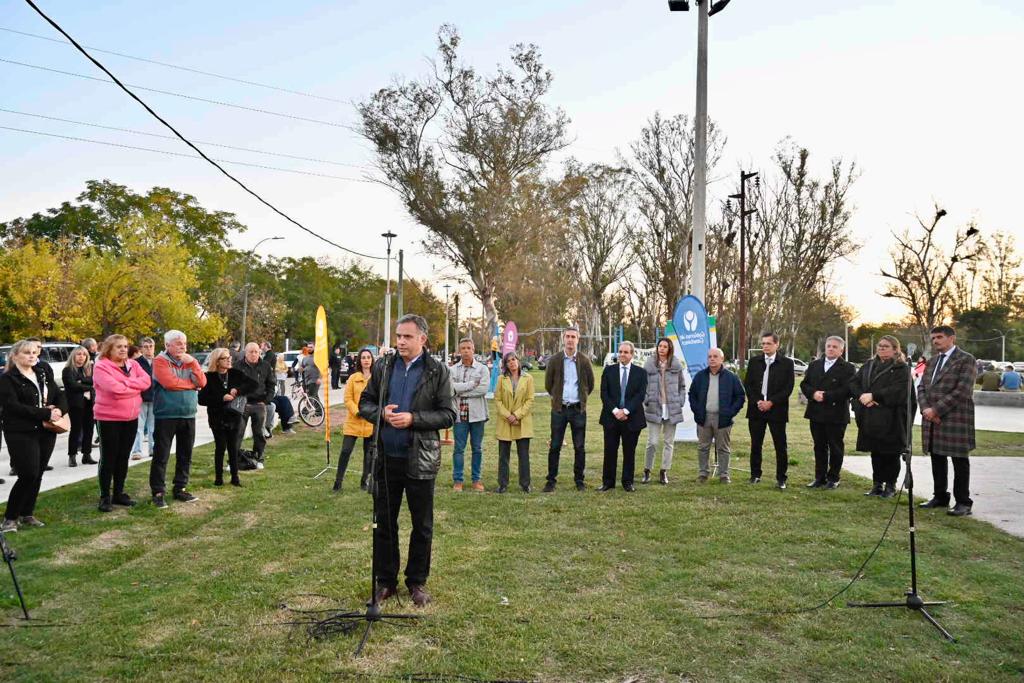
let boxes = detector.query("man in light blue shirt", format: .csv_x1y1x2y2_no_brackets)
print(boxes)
543,327,595,492
1001,365,1022,392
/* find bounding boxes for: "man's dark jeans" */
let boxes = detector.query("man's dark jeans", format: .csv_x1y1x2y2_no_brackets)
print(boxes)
373,455,435,589
547,405,587,485
149,418,196,494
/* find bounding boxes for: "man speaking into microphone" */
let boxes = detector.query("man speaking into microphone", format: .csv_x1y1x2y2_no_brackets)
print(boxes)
359,314,455,607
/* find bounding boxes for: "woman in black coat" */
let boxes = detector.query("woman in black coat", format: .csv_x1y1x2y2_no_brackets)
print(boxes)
198,348,258,487
62,346,98,468
0,340,68,531
850,335,913,498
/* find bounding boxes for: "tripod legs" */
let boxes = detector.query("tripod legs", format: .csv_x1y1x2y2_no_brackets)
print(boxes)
1,533,30,619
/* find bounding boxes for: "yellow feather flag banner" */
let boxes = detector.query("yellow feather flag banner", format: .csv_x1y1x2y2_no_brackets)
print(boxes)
314,305,331,441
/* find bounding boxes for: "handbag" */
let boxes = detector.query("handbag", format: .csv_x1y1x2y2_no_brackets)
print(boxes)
43,412,71,434
225,394,248,416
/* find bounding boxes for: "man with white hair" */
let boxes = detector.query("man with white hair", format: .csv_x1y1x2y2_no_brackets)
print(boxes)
800,335,856,489
689,347,746,483
149,330,206,509
236,341,276,460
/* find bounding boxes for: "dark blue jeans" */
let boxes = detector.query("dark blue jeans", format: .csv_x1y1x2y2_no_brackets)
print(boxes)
547,406,587,485
452,420,485,483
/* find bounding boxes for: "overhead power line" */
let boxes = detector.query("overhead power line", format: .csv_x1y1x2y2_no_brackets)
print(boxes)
0,26,349,104
0,58,358,132
0,108,370,169
0,125,370,182
18,0,385,261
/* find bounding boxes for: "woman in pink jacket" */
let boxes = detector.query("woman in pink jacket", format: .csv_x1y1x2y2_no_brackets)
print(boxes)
92,334,151,512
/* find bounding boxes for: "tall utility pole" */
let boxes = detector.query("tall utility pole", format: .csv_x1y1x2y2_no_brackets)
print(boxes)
669,0,731,304
240,235,282,346
397,249,405,320
381,231,397,349
443,284,451,362
729,170,757,370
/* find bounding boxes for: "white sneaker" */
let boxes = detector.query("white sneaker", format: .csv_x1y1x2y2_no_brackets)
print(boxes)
255,462,265,470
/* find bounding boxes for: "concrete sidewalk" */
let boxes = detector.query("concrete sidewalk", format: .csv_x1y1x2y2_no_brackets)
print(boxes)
843,456,1024,539
0,380,344,501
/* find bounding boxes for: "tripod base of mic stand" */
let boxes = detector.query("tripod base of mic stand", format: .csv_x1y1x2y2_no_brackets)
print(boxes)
350,602,420,656
848,591,956,642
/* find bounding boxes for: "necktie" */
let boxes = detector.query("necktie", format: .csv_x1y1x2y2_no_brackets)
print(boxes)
761,357,772,398
620,365,628,407
932,353,947,382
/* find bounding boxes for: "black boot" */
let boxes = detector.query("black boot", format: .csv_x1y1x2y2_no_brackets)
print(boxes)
880,483,897,498
864,483,883,496
69,454,78,467
333,478,343,493
659,469,669,485
81,454,97,465
642,469,651,484
230,476,242,487
98,496,113,513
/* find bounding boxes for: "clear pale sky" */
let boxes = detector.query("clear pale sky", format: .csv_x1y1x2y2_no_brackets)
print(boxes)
2,0,1022,324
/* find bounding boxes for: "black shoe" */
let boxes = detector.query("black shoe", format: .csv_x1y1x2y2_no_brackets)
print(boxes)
806,479,825,489
748,476,761,484
172,489,198,503
230,477,242,487
214,477,224,487
81,455,98,465
112,493,136,507
542,482,556,493
623,483,636,492
919,497,949,509
597,484,614,492
332,480,343,492
864,484,883,497
575,482,586,492
496,486,508,494
98,497,113,513
521,485,532,493
44,465,54,471
69,455,78,468
659,470,669,485
641,469,651,484
776,480,787,490
153,493,168,509
880,484,896,499
824,480,840,490
947,503,973,517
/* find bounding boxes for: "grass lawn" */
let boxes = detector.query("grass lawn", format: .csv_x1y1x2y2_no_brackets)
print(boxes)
2,374,1023,681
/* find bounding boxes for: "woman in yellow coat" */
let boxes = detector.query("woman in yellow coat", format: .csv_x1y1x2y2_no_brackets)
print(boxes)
493,351,534,493
333,349,375,492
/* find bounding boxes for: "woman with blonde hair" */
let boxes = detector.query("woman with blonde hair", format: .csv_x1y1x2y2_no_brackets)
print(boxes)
334,348,376,492
850,335,913,498
92,334,152,512
198,348,257,487
63,345,97,468
493,351,535,493
0,339,68,531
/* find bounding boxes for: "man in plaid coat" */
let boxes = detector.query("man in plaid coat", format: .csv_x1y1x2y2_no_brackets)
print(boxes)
917,325,977,517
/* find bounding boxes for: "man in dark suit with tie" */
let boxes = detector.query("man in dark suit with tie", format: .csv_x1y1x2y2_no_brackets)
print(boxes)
599,341,648,492
743,332,795,489
799,335,856,489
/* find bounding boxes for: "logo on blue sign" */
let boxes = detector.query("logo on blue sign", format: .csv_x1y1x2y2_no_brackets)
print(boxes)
672,295,711,376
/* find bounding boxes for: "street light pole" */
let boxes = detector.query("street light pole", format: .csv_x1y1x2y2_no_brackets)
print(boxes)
381,231,397,349
240,236,283,346
444,284,451,363
992,329,1005,363
729,170,757,371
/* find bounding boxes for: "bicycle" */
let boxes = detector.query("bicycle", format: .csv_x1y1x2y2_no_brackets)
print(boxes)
291,379,325,427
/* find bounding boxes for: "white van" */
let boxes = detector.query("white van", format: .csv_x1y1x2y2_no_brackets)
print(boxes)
0,341,81,387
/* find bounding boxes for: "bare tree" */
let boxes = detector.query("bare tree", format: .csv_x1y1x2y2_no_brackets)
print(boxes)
980,231,1024,312
358,26,570,335
880,206,983,351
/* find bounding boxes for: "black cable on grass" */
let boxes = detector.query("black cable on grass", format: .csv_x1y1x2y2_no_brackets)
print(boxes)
19,0,386,262
697,485,906,619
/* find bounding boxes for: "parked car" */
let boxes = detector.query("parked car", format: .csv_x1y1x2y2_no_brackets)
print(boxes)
792,358,809,375
1013,361,1024,372
193,350,212,371
0,341,79,387
536,354,551,370
282,350,303,377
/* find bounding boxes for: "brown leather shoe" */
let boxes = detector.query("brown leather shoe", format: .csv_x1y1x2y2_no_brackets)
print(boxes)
409,584,432,607
373,585,398,604
472,481,485,492
452,482,463,492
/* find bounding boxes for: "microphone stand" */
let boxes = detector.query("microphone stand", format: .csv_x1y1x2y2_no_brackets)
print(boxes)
847,360,955,642
1,529,30,619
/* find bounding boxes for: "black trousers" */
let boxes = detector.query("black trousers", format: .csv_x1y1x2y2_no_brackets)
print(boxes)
373,456,435,589
602,422,641,488
498,438,531,490
749,419,789,482
930,453,972,506
97,419,138,498
331,368,341,389
809,421,847,483
547,406,587,485
3,429,56,521
68,401,95,457
149,418,196,495
235,403,267,457
209,411,243,481
335,434,371,485
870,451,902,487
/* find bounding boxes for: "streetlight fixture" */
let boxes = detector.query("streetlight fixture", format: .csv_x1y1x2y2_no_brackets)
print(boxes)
240,236,283,346
381,230,397,349
668,0,732,304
